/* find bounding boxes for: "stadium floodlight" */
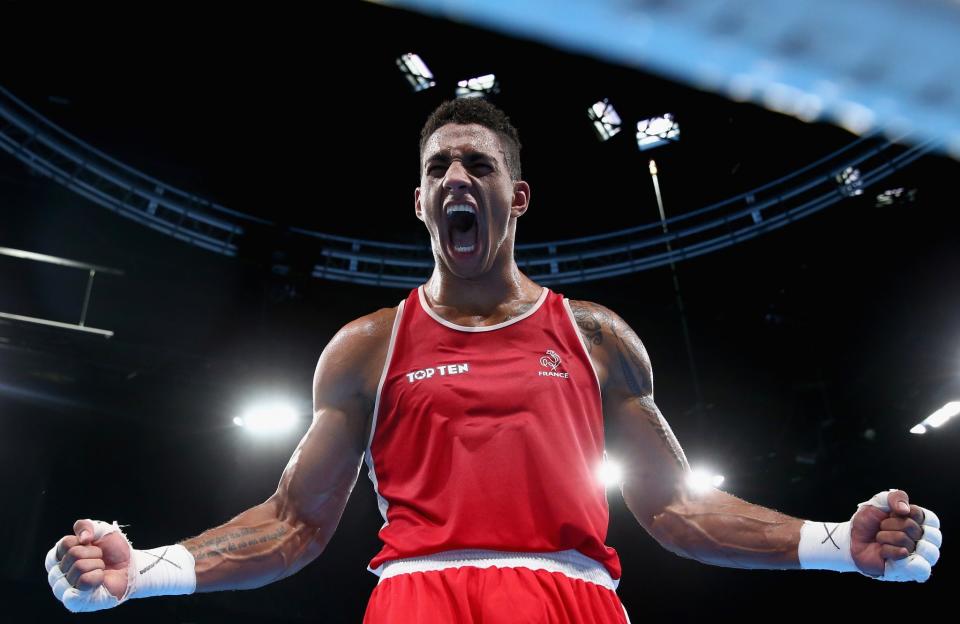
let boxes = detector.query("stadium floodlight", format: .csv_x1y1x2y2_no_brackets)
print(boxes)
910,401,960,434
588,99,622,142
234,400,301,435
875,187,917,208
836,166,864,197
396,53,436,92
636,113,680,151
686,467,724,494
596,452,624,488
455,74,499,99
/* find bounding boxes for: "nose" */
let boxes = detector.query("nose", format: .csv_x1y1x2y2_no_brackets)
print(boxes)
442,160,472,193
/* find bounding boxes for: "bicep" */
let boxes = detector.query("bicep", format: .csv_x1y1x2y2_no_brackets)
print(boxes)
276,404,367,532
271,320,381,535
608,393,690,530
578,301,691,528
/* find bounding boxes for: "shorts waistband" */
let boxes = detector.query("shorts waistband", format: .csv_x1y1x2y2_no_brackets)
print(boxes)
377,548,620,591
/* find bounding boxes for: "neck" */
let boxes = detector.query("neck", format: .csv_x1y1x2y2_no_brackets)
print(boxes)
423,237,539,315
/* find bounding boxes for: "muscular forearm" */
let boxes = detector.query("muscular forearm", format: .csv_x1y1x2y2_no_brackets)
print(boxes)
179,496,326,593
647,488,805,570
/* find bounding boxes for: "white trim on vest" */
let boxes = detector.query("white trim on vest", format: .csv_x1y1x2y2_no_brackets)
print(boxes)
363,298,406,575
417,285,548,332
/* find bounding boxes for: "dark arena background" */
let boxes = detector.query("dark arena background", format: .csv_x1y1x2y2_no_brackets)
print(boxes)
2,1,956,621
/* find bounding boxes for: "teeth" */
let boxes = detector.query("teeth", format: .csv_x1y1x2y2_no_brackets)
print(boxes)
454,244,476,253
446,204,476,216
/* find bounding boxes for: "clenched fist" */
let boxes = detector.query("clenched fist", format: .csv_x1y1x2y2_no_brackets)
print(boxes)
850,489,942,581
46,519,133,612
46,518,196,612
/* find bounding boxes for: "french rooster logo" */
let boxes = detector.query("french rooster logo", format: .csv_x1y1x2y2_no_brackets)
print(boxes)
539,349,561,371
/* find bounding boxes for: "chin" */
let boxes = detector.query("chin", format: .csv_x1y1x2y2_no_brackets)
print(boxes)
443,253,488,279
445,262,484,280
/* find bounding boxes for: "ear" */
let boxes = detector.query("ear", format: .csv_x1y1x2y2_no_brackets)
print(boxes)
510,180,531,218
414,187,424,222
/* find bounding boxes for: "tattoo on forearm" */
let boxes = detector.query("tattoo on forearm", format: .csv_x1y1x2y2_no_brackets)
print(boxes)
184,525,289,561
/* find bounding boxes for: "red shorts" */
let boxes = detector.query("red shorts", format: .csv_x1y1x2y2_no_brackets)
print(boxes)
363,549,632,624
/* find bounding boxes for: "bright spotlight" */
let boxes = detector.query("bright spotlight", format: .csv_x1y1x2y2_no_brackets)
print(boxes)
596,453,623,488
687,467,724,493
875,187,917,208
925,401,960,428
234,400,300,434
455,74,499,99
588,98,622,142
835,166,864,197
636,113,680,152
908,401,960,434
396,53,436,92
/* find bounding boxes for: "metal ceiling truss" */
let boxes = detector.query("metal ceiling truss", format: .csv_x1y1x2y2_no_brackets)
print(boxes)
0,86,936,289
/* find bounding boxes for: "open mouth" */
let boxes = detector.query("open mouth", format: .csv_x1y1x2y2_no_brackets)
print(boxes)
446,204,479,255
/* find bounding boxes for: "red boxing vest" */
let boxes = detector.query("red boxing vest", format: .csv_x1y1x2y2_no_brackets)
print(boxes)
364,284,622,582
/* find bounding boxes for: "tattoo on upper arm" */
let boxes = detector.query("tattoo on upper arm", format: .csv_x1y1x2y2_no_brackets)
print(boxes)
570,300,688,472
610,324,653,397
571,302,603,353
637,395,690,472
571,300,652,395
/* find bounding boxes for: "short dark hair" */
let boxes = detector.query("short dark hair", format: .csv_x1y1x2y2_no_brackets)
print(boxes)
419,99,522,180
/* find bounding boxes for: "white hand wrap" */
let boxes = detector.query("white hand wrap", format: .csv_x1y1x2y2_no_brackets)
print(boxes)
798,518,857,573
45,519,197,612
798,488,943,582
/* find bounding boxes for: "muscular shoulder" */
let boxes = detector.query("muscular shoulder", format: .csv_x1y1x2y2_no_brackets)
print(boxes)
567,299,653,399
313,305,399,412
334,306,399,350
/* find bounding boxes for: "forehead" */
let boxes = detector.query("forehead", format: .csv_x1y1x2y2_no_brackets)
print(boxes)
422,123,505,162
